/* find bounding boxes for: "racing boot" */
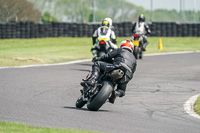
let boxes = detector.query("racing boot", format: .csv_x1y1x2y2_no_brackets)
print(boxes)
81,65,100,87
142,42,148,51
109,90,125,104
109,91,116,104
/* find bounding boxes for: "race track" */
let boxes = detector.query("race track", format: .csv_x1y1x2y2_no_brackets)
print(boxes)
0,52,200,133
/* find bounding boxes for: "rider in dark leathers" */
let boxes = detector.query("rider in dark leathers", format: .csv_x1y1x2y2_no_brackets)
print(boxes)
131,14,151,51
81,40,137,103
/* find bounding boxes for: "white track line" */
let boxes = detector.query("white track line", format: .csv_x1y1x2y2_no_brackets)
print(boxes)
0,59,91,69
184,94,200,119
0,51,199,70
145,51,200,56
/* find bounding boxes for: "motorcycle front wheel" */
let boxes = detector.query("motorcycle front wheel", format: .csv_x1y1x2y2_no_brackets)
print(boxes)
87,81,113,111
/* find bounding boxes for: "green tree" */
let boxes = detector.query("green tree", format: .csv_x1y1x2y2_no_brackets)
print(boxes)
41,11,58,22
0,0,41,22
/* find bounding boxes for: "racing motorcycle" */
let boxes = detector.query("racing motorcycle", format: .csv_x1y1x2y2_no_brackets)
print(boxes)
92,40,114,57
75,64,125,111
131,34,144,59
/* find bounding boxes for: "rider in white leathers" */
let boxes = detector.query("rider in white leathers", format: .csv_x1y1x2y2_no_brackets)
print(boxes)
131,14,151,51
92,18,117,58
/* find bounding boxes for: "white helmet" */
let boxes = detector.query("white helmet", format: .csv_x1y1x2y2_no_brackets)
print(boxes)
120,40,134,52
104,18,112,27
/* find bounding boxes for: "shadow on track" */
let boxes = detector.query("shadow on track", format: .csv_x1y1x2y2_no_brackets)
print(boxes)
78,63,92,66
71,68,90,72
63,106,110,112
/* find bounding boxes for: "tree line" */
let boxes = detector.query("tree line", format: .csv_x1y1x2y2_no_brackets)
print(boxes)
0,0,199,23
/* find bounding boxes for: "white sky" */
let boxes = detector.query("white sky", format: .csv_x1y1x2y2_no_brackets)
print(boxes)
126,0,200,11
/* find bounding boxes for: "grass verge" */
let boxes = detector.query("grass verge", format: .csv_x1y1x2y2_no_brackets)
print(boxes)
194,96,200,115
0,122,98,133
0,37,200,67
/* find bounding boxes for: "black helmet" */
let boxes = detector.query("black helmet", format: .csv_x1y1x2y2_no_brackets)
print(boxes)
102,20,109,27
138,14,145,22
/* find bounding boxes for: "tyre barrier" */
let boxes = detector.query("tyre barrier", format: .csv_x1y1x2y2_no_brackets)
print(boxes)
0,22,200,39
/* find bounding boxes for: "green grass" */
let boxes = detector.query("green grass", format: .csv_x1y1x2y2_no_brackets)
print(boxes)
0,122,98,133
0,37,200,67
194,96,200,115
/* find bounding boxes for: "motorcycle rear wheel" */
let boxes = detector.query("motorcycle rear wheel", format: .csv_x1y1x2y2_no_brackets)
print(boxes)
133,46,139,59
139,49,143,59
99,51,106,57
87,81,113,111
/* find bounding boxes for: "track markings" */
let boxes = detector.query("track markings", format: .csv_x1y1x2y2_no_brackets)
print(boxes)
184,94,200,119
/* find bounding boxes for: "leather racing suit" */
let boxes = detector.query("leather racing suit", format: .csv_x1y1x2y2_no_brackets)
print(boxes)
92,26,117,57
85,48,137,97
131,22,151,50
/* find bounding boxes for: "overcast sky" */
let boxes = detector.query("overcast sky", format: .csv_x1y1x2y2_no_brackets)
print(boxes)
126,0,200,11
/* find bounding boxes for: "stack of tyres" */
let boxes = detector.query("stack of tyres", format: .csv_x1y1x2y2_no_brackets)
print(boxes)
112,23,119,37
160,22,166,36
42,23,48,38
1,22,200,39
1,24,6,39
58,22,64,37
0,24,2,39
35,23,39,38
19,22,25,38
148,23,156,36
63,23,69,37
187,23,193,37
87,24,93,37
155,22,161,37
25,22,31,38
67,23,73,37
117,23,123,37
82,23,88,37
47,23,53,37
9,23,16,38
198,24,200,36
193,24,198,37
38,23,45,38
0,24,1,39
176,23,182,37
5,23,11,39
77,23,83,37
122,22,131,37
182,23,188,37
73,23,78,37
30,22,35,38
15,23,20,38
166,22,172,37
52,22,59,37
171,22,177,37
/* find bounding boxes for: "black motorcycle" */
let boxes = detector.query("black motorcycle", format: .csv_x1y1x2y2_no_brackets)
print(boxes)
75,64,125,111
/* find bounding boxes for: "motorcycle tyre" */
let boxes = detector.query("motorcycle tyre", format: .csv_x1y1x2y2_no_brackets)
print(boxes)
133,46,139,59
87,81,113,111
99,51,106,57
139,49,143,59
76,96,87,108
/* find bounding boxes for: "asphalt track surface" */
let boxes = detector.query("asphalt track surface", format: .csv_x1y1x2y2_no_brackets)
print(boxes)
0,52,200,133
